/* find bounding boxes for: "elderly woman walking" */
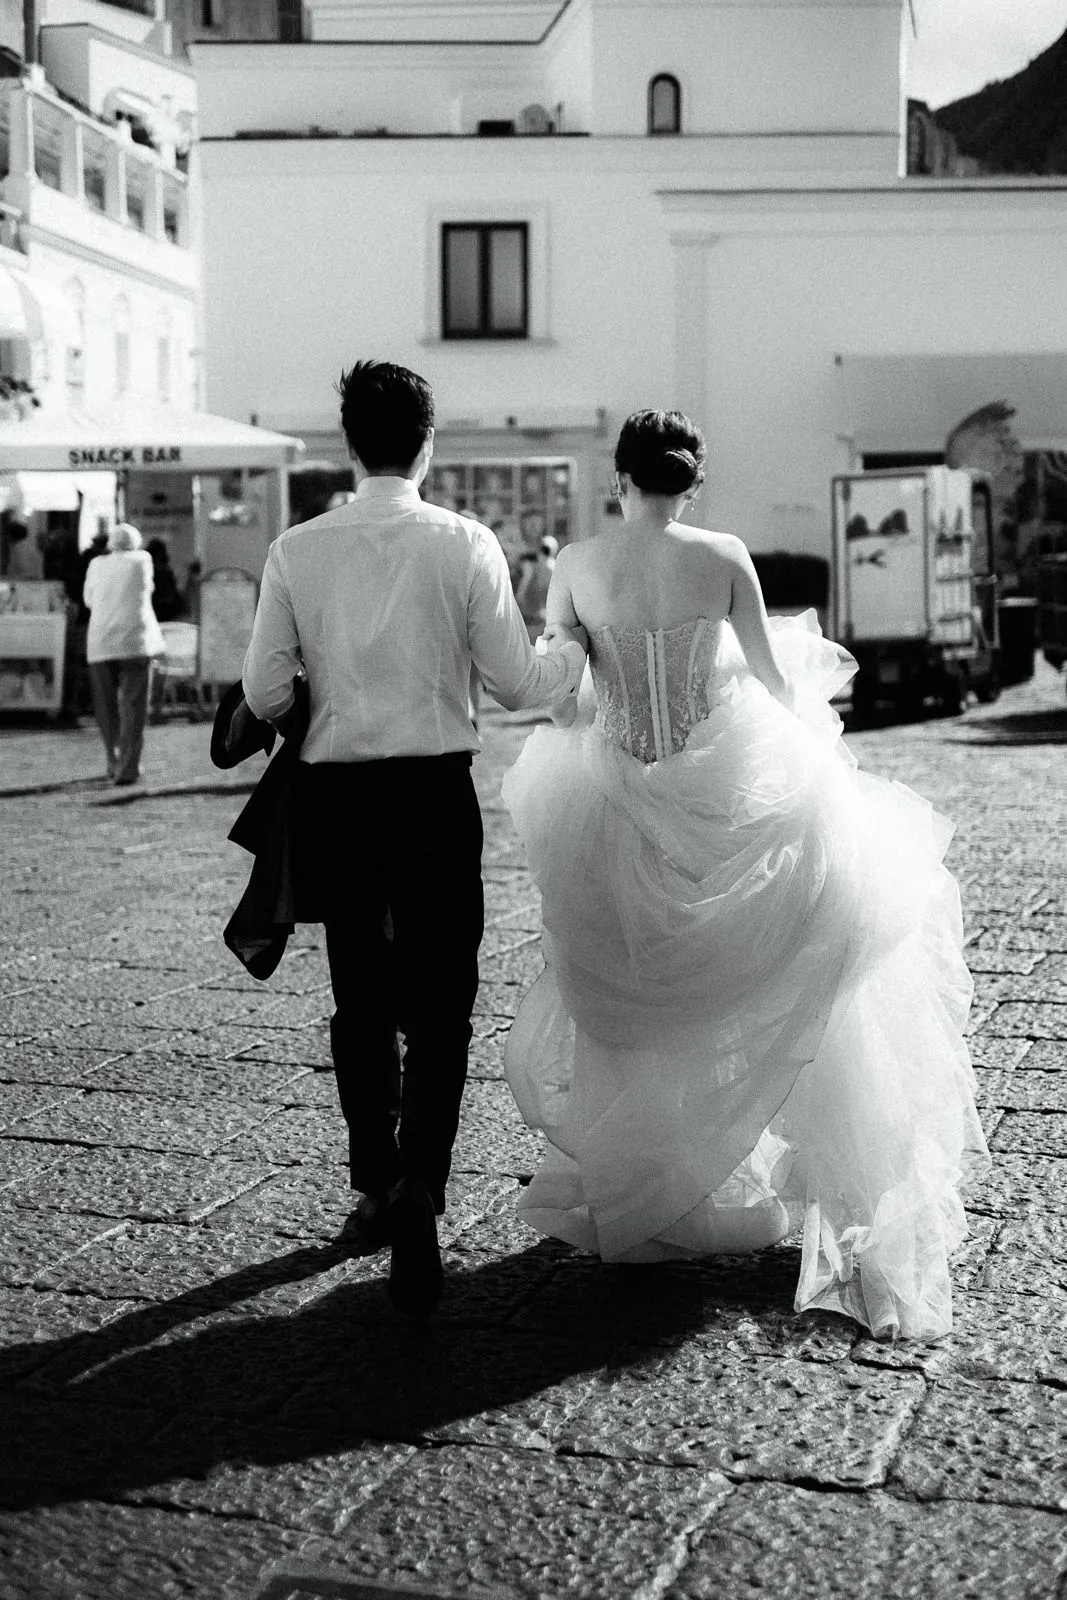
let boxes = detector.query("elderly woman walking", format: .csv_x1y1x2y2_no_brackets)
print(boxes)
82,522,165,785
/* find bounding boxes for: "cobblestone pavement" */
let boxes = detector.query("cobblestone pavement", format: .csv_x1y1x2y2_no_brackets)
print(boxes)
1,666,1065,1600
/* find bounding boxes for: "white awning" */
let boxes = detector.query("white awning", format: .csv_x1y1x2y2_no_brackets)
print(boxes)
0,403,305,472
13,275,81,346
0,470,118,515
836,352,1067,453
0,266,28,338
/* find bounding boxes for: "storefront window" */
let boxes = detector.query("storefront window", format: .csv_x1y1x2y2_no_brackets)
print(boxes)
426,457,574,585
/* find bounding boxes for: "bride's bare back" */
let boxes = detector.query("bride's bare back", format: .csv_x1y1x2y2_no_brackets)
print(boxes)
547,521,790,704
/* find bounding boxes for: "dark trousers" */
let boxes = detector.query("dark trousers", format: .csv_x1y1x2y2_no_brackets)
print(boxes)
294,755,484,1214
88,657,151,782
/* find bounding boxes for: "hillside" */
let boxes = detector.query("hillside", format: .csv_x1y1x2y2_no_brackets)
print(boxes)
934,24,1067,175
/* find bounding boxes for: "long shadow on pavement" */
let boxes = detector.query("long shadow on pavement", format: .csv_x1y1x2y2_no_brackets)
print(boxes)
943,706,1067,746
0,1240,803,1512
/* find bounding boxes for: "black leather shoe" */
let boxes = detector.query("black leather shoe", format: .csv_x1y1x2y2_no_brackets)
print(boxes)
387,1178,443,1318
336,1194,394,1257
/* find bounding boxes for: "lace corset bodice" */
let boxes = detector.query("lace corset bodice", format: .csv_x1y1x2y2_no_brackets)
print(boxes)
588,617,720,764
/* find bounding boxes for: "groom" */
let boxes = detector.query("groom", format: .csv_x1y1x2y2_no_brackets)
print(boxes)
241,360,585,1315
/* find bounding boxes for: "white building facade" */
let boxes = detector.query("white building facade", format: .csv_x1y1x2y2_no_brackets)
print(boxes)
0,0,202,545
188,0,1067,573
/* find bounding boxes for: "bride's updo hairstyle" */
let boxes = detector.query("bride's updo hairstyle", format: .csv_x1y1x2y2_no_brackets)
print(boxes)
615,409,707,497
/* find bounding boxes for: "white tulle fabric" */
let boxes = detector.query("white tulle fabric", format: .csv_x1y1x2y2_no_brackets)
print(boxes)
501,611,989,1340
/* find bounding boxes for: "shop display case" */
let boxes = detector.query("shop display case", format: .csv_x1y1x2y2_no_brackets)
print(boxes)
0,582,68,716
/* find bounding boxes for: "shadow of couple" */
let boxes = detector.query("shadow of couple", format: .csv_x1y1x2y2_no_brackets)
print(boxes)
1,1233,807,1512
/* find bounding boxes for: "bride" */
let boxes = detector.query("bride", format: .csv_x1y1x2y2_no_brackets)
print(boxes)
500,408,989,1341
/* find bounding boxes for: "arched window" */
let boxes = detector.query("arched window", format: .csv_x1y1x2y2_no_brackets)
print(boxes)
648,73,682,136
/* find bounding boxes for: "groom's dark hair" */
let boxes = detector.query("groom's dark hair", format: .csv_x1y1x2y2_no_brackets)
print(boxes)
336,359,435,472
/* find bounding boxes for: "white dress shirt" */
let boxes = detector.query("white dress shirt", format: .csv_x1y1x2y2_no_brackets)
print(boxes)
241,476,585,763
83,550,165,664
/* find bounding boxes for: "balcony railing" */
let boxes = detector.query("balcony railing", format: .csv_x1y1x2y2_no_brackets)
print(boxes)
0,81,192,249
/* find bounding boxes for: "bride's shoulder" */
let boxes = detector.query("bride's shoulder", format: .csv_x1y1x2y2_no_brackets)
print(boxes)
678,525,749,565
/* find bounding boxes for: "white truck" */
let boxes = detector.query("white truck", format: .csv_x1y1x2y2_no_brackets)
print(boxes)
831,466,1000,718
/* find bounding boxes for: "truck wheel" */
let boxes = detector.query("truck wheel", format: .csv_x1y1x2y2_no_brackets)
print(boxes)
938,674,964,717
974,670,1000,705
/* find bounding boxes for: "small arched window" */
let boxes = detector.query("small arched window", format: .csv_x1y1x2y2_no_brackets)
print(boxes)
648,73,682,136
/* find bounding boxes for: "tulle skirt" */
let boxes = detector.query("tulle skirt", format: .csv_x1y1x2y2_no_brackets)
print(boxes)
500,613,989,1340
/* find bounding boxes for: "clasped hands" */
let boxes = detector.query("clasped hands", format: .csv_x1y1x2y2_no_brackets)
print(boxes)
537,620,589,727
539,620,589,654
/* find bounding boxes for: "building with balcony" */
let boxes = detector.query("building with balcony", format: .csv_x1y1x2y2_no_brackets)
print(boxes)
0,0,301,653
185,0,1067,571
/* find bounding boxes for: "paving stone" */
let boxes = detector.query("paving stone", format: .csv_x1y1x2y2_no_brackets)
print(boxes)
965,1151,1066,1218
482,943,544,989
0,991,134,1039
986,1001,1067,1039
0,1398,167,1500
53,1019,271,1060
553,1347,921,1487
0,1287,137,1381
974,1215,1067,1298
1018,1039,1067,1071
22,1299,346,1425
11,1087,277,1157
890,1377,1067,1510
977,971,1067,1004
84,1050,309,1102
666,1482,1067,1600
0,1137,68,1192
112,989,263,1032
117,1421,414,1536
31,1219,343,1305
236,1026,333,1069
202,947,328,995
966,947,1053,974
6,1146,277,1224
967,1037,1036,1071
297,1445,730,1600
0,1498,304,1600
40,967,199,1005
0,1207,127,1288
973,1068,1067,1112
472,978,525,1019
273,1067,335,1107
989,1110,1067,1158
229,1105,347,1167
995,916,1067,954
0,1040,117,1088
452,1078,544,1176
0,1082,85,1132
513,1248,809,1343
854,1289,1067,1386
240,989,334,1030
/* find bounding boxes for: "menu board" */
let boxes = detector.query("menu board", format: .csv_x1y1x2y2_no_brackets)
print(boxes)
197,568,258,689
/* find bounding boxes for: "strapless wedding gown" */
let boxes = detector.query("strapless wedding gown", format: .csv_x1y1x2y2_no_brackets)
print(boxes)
500,611,989,1340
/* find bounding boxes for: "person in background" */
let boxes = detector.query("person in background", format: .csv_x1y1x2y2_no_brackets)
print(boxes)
146,538,185,622
182,559,203,623
83,523,165,785
516,533,559,644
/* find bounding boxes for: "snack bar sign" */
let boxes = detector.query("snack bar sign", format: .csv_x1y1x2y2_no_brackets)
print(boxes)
68,445,184,468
